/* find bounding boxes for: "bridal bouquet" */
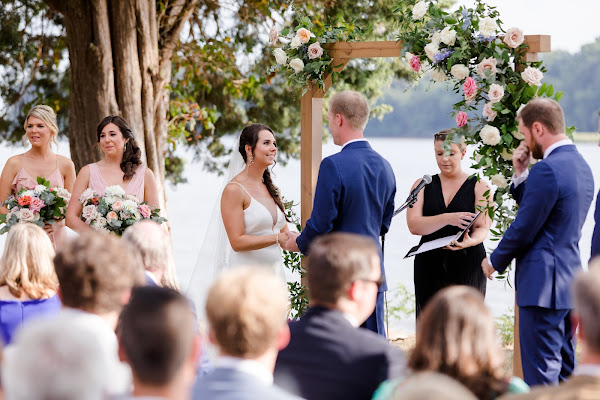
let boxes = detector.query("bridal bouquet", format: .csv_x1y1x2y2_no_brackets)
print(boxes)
0,177,71,234
79,185,165,235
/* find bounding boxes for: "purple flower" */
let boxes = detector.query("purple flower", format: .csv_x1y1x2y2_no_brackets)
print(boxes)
461,9,471,30
433,48,454,64
475,34,496,43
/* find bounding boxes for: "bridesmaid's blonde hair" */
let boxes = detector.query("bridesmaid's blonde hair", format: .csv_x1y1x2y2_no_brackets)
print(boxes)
0,224,58,299
23,105,59,146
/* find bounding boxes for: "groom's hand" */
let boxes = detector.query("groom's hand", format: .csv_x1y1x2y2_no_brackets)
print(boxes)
282,231,300,252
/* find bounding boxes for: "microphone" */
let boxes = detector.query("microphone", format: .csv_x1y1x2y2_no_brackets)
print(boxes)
406,174,432,202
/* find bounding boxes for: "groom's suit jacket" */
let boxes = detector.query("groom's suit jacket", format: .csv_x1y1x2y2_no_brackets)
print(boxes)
490,144,594,309
296,140,396,291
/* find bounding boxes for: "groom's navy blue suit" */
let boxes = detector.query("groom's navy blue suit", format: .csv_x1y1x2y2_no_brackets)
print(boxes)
296,140,396,336
490,144,594,385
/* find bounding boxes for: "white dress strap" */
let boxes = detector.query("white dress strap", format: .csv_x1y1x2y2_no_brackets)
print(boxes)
228,181,251,197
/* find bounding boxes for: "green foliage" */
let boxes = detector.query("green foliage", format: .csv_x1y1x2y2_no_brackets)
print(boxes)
386,282,416,321
496,307,514,346
282,198,308,319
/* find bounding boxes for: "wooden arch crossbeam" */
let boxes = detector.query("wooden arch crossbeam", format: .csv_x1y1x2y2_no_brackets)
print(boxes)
300,35,551,226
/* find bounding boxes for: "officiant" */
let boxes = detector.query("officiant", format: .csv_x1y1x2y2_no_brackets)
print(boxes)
406,130,491,318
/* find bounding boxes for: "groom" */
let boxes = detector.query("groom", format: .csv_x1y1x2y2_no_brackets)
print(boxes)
285,90,396,336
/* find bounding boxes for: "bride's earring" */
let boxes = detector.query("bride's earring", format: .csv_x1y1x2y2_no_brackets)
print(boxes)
249,155,254,165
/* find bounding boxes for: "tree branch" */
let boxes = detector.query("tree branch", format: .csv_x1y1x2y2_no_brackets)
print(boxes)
44,0,67,15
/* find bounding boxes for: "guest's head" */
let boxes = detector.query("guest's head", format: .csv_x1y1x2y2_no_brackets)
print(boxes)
0,223,57,299
24,104,59,147
328,90,370,144
206,267,289,365
117,286,199,398
517,98,566,159
433,129,466,174
572,259,600,357
409,286,508,400
122,220,170,285
54,232,140,321
306,232,381,324
390,372,478,400
2,315,109,400
96,116,142,179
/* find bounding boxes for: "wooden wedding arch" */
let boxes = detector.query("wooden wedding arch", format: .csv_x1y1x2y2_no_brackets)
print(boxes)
298,35,551,377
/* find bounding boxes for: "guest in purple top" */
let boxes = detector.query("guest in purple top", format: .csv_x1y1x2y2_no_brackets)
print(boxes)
0,223,61,344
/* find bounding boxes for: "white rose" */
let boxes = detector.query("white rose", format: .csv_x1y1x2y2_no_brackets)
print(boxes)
122,199,138,213
480,125,501,146
512,130,525,140
21,190,34,198
289,58,304,74
104,195,119,205
450,64,470,80
104,185,125,198
125,194,139,202
131,210,141,221
94,216,107,228
55,187,71,200
487,83,504,103
521,67,544,86
404,52,414,63
424,42,439,61
82,205,98,221
19,208,36,222
79,188,95,204
479,17,497,37
500,148,513,161
476,57,498,78
33,185,47,195
290,36,302,49
440,26,456,46
431,68,447,82
482,102,497,122
412,1,428,20
491,174,509,189
269,26,278,46
503,27,524,48
273,48,287,65
430,31,442,46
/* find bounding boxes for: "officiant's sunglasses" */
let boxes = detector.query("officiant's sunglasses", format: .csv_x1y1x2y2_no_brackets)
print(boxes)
357,276,385,289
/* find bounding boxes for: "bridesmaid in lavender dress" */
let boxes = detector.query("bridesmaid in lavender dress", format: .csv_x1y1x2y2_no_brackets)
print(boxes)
0,105,76,247
66,116,160,233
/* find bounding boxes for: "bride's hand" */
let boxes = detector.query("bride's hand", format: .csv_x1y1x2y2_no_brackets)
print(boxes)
278,231,289,247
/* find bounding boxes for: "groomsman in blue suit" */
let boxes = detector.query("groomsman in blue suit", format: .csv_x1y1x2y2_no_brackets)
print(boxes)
482,98,594,386
285,90,396,336
591,109,600,260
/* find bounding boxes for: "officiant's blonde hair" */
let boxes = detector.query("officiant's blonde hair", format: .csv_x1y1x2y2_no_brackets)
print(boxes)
329,90,370,130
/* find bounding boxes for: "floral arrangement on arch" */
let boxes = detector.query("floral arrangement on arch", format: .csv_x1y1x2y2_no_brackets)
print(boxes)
395,0,568,242
269,16,361,94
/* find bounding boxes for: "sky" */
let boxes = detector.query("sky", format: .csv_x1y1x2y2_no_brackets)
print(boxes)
453,0,600,53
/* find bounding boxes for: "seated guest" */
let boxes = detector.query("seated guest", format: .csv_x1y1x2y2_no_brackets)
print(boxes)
193,267,301,400
2,314,111,400
122,220,170,286
118,286,200,400
54,232,141,397
386,286,527,400
274,233,406,400
500,260,600,400
0,223,60,344
385,372,477,400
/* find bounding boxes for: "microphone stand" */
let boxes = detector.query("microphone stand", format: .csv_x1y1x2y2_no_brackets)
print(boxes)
380,193,419,340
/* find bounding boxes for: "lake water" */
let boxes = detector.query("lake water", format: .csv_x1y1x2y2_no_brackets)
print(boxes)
1,137,598,333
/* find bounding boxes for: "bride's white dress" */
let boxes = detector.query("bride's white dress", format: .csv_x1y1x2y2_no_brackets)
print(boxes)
228,182,286,277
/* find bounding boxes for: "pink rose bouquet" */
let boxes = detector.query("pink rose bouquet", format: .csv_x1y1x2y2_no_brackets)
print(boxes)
0,177,70,234
78,185,165,236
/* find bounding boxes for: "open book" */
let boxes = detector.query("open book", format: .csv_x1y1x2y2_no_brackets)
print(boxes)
404,211,482,258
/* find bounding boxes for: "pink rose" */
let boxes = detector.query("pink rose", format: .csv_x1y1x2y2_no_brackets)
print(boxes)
462,77,477,103
456,111,468,128
29,197,46,213
487,83,505,103
307,42,324,60
410,55,421,73
503,27,524,49
106,211,118,223
476,57,498,78
482,102,497,122
112,200,123,211
521,67,543,86
139,204,151,219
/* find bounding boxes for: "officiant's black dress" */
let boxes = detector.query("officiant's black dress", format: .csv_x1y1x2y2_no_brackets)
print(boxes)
414,174,486,317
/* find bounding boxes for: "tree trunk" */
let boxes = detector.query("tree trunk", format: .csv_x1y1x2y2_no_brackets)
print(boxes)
45,0,199,290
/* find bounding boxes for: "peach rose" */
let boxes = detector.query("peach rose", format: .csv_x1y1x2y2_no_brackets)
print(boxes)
521,67,543,86
112,200,123,211
487,83,504,103
296,28,314,44
456,111,468,128
482,102,497,122
477,57,498,78
307,42,324,60
106,211,119,223
139,204,151,219
503,27,524,49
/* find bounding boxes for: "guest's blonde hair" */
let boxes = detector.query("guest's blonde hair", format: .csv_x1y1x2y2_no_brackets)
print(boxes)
206,267,288,358
0,223,57,299
329,90,370,130
24,105,59,145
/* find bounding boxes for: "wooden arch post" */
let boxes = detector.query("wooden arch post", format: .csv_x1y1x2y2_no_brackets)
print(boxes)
299,36,551,376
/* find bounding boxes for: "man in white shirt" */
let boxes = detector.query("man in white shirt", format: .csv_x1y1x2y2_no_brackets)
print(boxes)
192,267,302,400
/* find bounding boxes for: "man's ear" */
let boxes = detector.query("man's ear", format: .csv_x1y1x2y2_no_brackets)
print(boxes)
117,336,128,363
531,121,545,138
276,324,291,351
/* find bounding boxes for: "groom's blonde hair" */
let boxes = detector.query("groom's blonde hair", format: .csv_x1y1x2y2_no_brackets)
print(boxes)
206,267,288,358
329,90,370,130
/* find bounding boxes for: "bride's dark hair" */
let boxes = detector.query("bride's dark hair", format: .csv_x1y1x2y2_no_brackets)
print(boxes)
96,116,142,180
238,123,287,217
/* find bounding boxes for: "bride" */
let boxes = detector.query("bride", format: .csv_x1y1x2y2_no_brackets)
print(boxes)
187,124,289,311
